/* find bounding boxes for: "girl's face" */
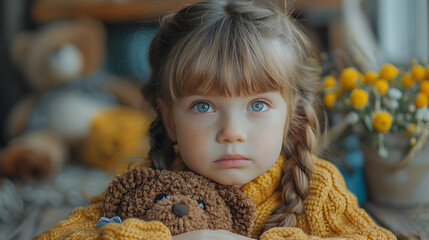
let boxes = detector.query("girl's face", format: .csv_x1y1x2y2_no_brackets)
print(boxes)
162,91,288,186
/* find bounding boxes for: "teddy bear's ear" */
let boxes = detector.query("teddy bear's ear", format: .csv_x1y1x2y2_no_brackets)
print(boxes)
11,32,33,67
216,185,257,237
104,167,159,218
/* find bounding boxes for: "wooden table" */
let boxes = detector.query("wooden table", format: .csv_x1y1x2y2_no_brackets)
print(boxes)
364,202,429,240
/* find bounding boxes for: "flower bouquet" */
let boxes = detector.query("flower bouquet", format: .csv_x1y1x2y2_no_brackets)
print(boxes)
322,61,429,165
321,61,429,206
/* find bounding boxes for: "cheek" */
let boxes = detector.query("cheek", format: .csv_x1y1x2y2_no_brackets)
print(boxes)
175,119,212,162
252,112,286,156
256,124,284,153
178,124,207,148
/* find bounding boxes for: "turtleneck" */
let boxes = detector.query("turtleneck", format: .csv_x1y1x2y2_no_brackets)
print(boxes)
241,155,285,237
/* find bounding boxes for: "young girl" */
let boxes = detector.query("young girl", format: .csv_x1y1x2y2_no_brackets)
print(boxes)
34,1,396,239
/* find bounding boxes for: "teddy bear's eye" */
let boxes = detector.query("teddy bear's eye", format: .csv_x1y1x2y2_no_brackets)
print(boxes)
197,200,205,210
155,193,167,203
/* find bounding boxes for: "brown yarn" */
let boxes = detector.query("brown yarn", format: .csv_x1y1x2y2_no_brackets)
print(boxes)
104,167,256,236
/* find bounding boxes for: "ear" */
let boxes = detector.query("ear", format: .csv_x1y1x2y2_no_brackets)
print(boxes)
11,32,33,67
157,99,177,142
216,185,257,237
104,167,159,218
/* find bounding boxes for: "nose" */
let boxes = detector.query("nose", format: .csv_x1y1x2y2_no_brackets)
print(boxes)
216,115,247,143
172,203,188,218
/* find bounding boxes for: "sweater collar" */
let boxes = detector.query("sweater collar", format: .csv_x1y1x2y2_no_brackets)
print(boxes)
241,155,284,206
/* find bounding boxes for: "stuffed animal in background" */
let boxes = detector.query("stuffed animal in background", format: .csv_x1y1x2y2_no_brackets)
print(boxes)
103,167,257,236
0,17,150,180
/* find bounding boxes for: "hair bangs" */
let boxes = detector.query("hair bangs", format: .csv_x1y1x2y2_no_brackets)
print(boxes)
165,15,296,101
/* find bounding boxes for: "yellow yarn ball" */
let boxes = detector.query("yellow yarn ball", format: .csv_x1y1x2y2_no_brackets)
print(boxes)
322,75,336,89
412,64,426,80
379,63,399,80
364,71,378,84
324,93,337,109
350,89,369,109
339,68,360,90
372,112,393,133
420,80,429,96
373,79,389,95
415,92,428,108
83,107,153,173
401,72,415,88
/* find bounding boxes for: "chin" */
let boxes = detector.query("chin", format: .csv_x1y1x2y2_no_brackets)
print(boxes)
211,175,249,186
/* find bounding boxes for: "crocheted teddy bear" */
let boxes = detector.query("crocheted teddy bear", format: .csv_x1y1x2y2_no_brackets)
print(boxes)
103,167,257,236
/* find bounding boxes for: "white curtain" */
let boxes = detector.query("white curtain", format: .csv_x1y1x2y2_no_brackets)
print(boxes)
378,0,429,65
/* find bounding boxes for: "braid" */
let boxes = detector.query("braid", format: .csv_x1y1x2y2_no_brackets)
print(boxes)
147,116,175,170
263,99,317,232
142,12,187,170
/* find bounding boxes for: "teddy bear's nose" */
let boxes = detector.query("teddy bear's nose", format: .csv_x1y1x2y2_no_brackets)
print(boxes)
172,203,188,218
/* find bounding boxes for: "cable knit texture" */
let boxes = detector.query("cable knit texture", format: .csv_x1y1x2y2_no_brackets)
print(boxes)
33,156,396,240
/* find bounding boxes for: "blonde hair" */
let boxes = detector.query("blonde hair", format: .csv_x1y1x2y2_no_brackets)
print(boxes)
142,0,319,232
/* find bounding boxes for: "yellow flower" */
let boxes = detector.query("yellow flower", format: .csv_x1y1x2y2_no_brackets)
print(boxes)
350,89,369,108
322,75,336,89
412,64,426,80
324,93,337,109
426,64,429,79
373,79,389,95
379,63,399,80
336,88,345,97
372,112,392,133
339,68,360,90
415,92,428,108
410,137,417,146
401,72,415,88
364,71,378,84
420,80,429,96
406,124,420,136
358,73,365,83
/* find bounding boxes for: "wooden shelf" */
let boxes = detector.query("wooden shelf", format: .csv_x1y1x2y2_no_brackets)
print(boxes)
31,0,341,24
291,0,341,11
31,0,202,23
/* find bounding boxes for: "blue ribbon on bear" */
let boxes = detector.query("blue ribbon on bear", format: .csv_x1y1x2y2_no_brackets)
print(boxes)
96,216,122,227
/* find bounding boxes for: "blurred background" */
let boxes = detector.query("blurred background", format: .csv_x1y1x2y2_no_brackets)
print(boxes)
0,0,428,239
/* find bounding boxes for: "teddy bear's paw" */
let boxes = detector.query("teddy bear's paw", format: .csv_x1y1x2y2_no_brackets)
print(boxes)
0,142,52,181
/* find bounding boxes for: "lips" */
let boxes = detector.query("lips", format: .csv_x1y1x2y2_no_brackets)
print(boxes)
214,154,250,168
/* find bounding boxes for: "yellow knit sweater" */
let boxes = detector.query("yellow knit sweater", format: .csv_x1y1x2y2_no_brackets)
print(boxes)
33,156,396,240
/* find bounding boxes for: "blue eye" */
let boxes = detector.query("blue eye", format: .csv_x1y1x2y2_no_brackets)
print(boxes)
197,200,205,210
248,101,268,112
191,102,214,113
155,193,167,203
